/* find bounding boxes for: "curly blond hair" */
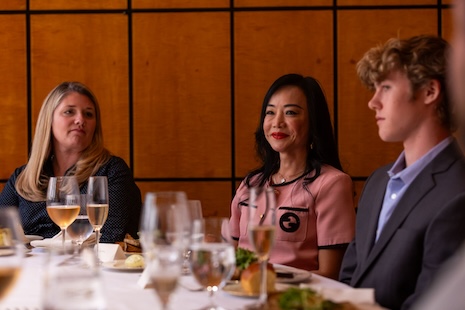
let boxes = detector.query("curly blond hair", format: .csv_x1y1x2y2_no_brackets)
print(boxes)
16,82,111,201
357,35,452,129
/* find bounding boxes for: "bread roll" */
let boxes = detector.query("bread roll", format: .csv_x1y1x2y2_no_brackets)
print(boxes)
240,262,276,294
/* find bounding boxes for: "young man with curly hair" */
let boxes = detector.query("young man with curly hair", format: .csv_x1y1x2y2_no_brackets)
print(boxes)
339,35,465,310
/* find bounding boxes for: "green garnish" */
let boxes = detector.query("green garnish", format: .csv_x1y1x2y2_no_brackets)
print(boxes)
235,247,258,270
278,287,340,310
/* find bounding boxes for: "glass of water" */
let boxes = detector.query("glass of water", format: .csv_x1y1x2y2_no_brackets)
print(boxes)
67,194,94,257
42,247,106,310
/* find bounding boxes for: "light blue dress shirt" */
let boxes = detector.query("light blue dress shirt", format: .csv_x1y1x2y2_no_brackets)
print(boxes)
375,137,454,241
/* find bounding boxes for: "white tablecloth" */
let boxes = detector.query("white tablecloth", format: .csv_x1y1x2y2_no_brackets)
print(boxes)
1,250,351,310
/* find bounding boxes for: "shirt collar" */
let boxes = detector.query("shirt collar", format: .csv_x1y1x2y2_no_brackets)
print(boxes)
388,136,454,184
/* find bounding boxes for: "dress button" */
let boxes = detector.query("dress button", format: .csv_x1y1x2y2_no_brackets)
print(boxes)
391,193,397,200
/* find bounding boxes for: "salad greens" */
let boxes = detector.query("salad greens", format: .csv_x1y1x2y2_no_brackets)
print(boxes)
235,247,258,270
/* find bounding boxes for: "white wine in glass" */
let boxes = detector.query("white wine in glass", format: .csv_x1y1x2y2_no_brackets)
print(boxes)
46,176,81,252
247,187,276,309
149,246,182,310
189,217,235,310
139,192,188,310
0,208,24,301
86,176,109,263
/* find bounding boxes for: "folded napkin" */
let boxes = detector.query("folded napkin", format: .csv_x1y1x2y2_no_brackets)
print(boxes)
30,231,96,249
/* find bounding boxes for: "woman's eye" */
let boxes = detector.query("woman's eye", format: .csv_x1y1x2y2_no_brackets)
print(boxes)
64,109,74,115
286,110,297,115
265,110,274,115
85,112,94,118
381,85,391,90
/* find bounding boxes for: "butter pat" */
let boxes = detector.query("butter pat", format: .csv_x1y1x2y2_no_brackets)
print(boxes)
125,254,145,268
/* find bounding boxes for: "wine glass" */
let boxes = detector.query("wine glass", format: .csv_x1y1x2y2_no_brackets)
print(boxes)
67,194,94,257
0,207,24,301
46,176,81,252
147,246,182,310
86,176,109,263
247,187,276,309
189,217,236,310
182,200,204,274
139,191,189,309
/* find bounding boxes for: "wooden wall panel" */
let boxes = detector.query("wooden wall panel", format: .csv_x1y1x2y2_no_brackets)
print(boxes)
132,13,231,178
0,1,25,10
442,9,453,42
338,9,437,177
30,14,130,163
338,0,436,4
234,11,333,177
30,0,126,10
133,0,229,8
0,15,27,179
353,180,366,208
137,182,232,217
235,0,331,6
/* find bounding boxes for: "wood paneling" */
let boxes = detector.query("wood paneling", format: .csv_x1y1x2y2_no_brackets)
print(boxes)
133,0,229,8
338,9,437,177
0,15,27,179
353,180,366,208
442,8,453,42
30,14,130,162
235,0,331,6
338,0,436,4
30,0,126,10
137,181,232,217
133,13,231,178
0,0,25,10
234,10,333,177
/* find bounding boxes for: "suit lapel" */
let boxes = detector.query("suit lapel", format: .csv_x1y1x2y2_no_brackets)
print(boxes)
352,142,460,285
359,173,389,263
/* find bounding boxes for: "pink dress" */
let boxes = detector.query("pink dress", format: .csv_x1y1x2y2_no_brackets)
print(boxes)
229,165,355,271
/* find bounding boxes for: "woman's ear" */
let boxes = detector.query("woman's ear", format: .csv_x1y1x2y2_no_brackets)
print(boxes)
424,79,441,105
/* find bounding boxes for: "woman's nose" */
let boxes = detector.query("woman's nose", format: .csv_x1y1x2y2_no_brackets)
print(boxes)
272,111,284,127
74,113,85,125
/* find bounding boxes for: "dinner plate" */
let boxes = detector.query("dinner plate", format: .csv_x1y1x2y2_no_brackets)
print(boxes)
102,260,144,272
274,264,312,284
222,283,288,298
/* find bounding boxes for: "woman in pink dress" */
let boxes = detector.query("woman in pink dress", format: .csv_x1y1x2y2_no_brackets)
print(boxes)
229,74,355,279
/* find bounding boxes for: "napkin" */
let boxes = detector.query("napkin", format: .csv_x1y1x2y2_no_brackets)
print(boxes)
300,283,375,305
30,231,96,249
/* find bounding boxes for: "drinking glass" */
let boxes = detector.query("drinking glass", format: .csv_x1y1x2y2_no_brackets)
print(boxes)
182,200,204,274
43,247,106,310
86,176,109,263
189,217,236,310
67,194,93,257
46,176,81,252
0,208,24,301
247,187,276,309
139,192,189,309
148,246,182,310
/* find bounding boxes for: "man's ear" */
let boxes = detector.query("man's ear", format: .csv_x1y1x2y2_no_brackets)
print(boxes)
424,79,441,105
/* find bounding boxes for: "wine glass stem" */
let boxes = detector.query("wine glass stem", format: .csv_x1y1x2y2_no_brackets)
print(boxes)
95,228,100,263
62,228,66,252
259,259,267,305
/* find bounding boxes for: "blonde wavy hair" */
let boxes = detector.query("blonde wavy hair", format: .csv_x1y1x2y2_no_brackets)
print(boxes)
16,82,111,202
357,35,452,129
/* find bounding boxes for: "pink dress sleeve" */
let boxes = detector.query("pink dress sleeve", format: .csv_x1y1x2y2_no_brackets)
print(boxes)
314,172,355,246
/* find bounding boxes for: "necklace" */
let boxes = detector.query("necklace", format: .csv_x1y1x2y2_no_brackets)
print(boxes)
273,170,306,184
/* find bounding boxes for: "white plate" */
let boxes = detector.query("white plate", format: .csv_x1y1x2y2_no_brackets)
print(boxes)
274,264,312,284
102,260,144,272
222,282,288,298
25,235,44,242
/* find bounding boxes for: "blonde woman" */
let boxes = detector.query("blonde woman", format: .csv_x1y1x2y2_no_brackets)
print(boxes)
0,82,141,243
